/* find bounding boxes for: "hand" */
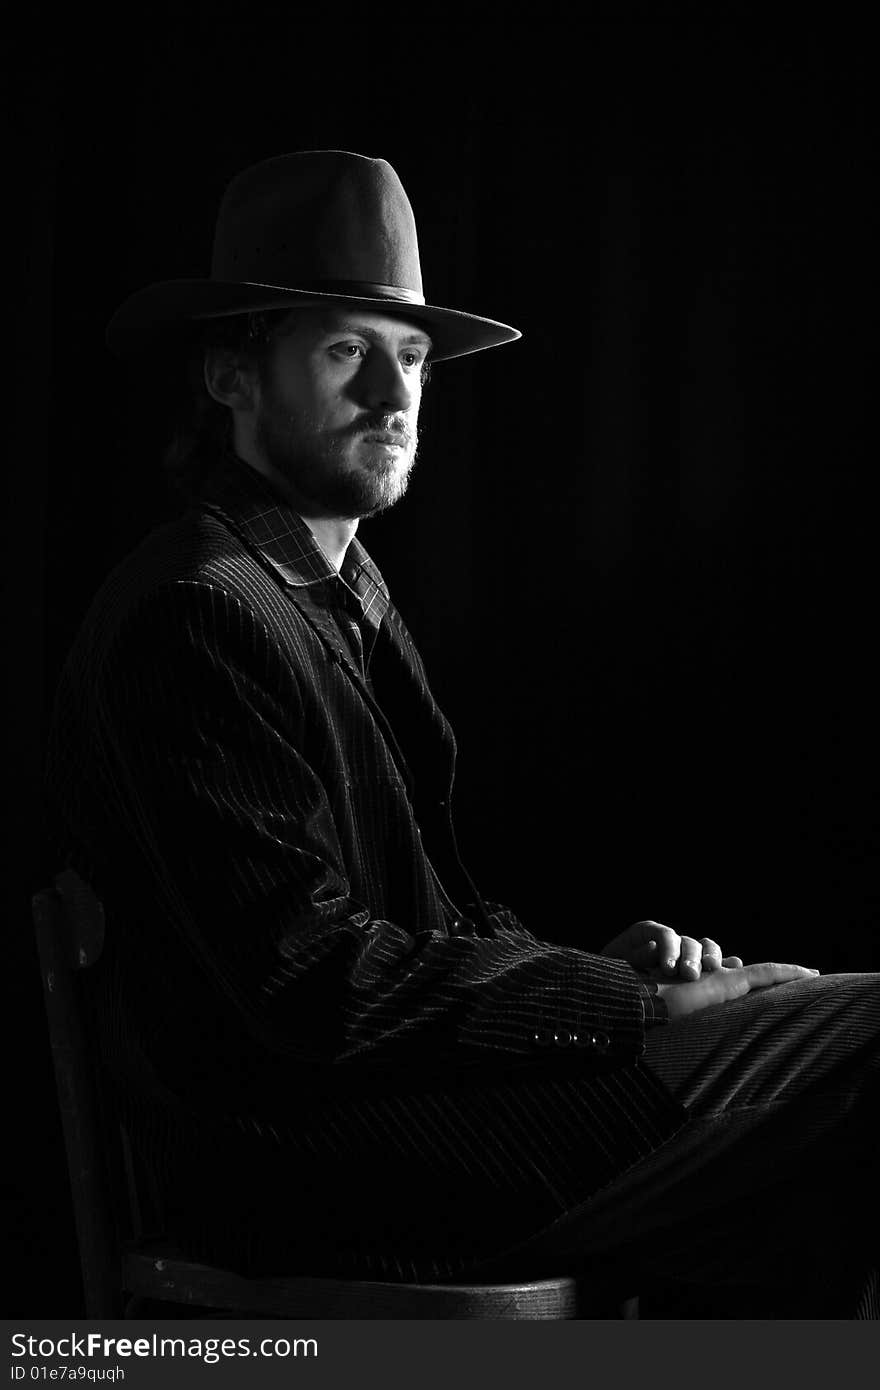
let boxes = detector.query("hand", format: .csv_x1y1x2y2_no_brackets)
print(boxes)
656,961,821,1020
601,919,744,980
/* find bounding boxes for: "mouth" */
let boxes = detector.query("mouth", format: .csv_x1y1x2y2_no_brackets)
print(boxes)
361,431,409,448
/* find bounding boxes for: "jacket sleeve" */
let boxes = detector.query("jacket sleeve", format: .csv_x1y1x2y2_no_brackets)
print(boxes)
54,577,652,1095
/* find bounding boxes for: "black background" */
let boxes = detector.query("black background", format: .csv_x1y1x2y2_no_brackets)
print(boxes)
8,12,876,1313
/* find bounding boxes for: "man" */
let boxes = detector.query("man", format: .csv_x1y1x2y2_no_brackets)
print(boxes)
47,151,878,1315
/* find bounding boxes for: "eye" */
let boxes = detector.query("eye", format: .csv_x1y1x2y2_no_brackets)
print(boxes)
330,342,367,361
400,349,425,370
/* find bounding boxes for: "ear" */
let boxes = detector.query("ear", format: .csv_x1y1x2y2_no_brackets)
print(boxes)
203,348,259,412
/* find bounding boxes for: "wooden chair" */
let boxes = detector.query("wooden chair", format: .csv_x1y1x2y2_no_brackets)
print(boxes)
33,870,637,1319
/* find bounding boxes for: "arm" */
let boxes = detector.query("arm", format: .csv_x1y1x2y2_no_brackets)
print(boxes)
68,579,652,1088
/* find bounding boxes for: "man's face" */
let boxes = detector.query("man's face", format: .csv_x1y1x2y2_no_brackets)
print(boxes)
247,307,431,520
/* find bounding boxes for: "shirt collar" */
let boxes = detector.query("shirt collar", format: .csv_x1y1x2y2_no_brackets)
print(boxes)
203,453,390,626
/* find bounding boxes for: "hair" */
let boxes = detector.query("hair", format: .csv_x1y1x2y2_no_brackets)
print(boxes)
162,308,433,503
162,310,288,501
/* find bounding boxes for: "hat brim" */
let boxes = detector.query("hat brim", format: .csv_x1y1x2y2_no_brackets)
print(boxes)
105,279,521,362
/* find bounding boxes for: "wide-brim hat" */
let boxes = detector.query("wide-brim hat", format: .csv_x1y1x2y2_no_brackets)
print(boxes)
106,150,521,362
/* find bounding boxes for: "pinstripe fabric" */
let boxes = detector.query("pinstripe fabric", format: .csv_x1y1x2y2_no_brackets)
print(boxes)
46,454,686,1278
472,973,880,1314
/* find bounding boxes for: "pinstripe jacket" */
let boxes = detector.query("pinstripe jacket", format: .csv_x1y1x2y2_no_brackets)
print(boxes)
47,454,684,1278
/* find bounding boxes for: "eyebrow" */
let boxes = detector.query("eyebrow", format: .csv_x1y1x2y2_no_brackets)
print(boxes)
322,320,433,350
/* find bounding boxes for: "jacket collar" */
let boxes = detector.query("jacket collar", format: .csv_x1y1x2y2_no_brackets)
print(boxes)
201,452,390,623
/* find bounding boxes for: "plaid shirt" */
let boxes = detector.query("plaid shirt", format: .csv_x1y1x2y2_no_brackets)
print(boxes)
206,458,389,681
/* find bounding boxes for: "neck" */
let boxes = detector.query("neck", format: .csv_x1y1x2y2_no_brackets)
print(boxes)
300,515,359,572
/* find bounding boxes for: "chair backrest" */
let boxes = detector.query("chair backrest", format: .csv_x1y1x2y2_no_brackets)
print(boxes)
32,870,122,1317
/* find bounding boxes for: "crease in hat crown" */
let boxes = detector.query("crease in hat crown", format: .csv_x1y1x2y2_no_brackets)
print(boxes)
213,151,425,298
105,149,522,361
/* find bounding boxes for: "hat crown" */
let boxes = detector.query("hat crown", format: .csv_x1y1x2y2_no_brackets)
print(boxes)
105,149,521,361
211,150,424,300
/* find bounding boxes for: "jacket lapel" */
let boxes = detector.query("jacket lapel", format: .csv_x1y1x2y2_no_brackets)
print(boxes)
280,583,419,801
200,465,432,800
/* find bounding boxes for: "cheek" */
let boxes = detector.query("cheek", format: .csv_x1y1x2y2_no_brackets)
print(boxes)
303,363,360,427
262,349,325,418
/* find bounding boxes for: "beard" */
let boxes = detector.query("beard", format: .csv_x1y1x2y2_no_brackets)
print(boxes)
253,383,418,520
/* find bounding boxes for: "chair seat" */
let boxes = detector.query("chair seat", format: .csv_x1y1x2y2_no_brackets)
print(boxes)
122,1247,583,1318
35,874,637,1320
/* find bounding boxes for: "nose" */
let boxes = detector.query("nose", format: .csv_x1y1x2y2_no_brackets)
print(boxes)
359,347,416,414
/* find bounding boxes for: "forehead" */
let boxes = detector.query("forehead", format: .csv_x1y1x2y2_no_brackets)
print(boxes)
277,305,432,349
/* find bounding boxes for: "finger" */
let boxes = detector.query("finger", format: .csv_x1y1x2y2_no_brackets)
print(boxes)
721,955,744,969
629,939,662,967
660,946,681,975
742,962,821,990
700,938,724,971
631,922,679,975
677,935,703,978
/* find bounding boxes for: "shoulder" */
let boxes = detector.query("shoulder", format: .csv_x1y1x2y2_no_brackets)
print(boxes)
83,507,292,628
61,509,317,699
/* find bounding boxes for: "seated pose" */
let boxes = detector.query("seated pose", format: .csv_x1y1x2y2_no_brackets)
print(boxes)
46,151,879,1317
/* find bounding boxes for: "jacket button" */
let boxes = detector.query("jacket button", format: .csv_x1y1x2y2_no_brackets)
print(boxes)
593,1031,611,1051
573,1031,590,1048
553,1028,572,1047
532,1029,553,1048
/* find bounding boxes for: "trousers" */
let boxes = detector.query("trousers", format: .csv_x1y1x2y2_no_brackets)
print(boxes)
472,972,880,1317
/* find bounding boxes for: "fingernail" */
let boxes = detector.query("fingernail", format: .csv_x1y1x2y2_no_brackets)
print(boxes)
665,958,677,972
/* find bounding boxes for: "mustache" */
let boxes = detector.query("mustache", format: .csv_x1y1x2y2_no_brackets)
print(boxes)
338,413,415,445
